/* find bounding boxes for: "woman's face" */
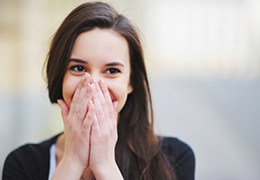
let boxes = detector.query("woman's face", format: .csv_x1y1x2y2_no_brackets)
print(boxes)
62,28,132,113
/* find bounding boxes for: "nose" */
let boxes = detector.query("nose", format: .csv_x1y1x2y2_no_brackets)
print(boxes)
87,72,103,82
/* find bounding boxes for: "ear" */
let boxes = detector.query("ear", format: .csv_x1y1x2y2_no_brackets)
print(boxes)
127,83,133,94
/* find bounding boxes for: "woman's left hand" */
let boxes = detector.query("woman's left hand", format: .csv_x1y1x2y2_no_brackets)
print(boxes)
88,79,123,179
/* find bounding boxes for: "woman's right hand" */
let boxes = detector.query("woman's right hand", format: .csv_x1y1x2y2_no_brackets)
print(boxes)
52,75,93,180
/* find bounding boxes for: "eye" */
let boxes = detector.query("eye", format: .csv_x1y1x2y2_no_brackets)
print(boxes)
69,65,86,72
106,68,121,75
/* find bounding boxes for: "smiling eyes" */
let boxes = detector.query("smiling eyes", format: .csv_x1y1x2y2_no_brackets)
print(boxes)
70,65,85,72
106,68,121,74
69,65,121,76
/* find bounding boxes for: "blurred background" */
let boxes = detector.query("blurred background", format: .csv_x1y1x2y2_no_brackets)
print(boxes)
1,0,260,179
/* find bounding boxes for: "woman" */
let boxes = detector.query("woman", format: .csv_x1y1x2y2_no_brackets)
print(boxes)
3,2,195,180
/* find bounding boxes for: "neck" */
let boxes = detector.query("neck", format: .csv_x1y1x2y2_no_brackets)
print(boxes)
55,133,65,165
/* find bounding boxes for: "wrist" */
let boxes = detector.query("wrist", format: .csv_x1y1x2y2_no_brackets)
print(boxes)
52,157,86,180
93,162,123,180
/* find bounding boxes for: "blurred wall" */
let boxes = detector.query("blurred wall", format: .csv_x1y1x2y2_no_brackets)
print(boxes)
1,0,260,179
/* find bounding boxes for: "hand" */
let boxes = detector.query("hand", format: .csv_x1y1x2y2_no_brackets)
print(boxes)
88,80,123,179
53,75,93,179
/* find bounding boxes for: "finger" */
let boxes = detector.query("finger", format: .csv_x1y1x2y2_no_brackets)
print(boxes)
99,80,117,124
91,111,100,137
113,101,119,112
82,101,94,129
81,102,94,167
92,81,106,121
79,79,93,116
69,77,85,114
87,100,100,139
84,85,93,113
95,80,107,107
70,75,92,119
98,79,114,112
57,99,69,121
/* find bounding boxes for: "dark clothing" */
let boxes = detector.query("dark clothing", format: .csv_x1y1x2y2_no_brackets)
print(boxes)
2,134,195,180
160,137,195,180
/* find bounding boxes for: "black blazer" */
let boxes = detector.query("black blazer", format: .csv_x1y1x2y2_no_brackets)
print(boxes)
2,134,195,180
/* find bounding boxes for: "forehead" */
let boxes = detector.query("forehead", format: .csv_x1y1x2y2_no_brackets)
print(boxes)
70,28,130,66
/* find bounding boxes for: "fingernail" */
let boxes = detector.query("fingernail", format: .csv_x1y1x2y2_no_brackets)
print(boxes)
84,73,90,80
90,100,94,107
94,80,98,86
99,79,105,86
83,73,89,82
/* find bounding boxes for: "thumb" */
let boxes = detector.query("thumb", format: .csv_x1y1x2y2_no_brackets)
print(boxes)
57,99,69,121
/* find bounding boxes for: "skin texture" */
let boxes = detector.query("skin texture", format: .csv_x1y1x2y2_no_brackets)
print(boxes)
52,28,132,179
62,28,132,112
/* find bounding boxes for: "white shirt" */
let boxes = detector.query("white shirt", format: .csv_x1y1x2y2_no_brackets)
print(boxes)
48,144,56,180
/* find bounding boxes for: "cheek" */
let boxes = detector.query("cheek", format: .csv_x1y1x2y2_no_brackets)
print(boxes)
62,74,80,106
106,81,130,113
116,95,128,113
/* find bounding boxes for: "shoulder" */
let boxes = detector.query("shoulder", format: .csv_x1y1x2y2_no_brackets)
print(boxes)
2,133,61,180
160,136,195,161
159,136,196,180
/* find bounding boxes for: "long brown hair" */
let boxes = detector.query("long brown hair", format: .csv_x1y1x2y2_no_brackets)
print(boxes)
45,2,175,179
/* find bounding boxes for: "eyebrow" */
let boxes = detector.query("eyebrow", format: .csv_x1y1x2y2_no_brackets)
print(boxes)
69,58,125,67
69,58,87,64
105,62,124,67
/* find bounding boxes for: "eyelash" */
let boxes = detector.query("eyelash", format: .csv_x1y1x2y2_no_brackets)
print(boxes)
106,68,121,74
69,65,86,72
69,65,121,75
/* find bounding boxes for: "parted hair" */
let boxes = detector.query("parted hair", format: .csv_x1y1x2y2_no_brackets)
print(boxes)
45,2,175,179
